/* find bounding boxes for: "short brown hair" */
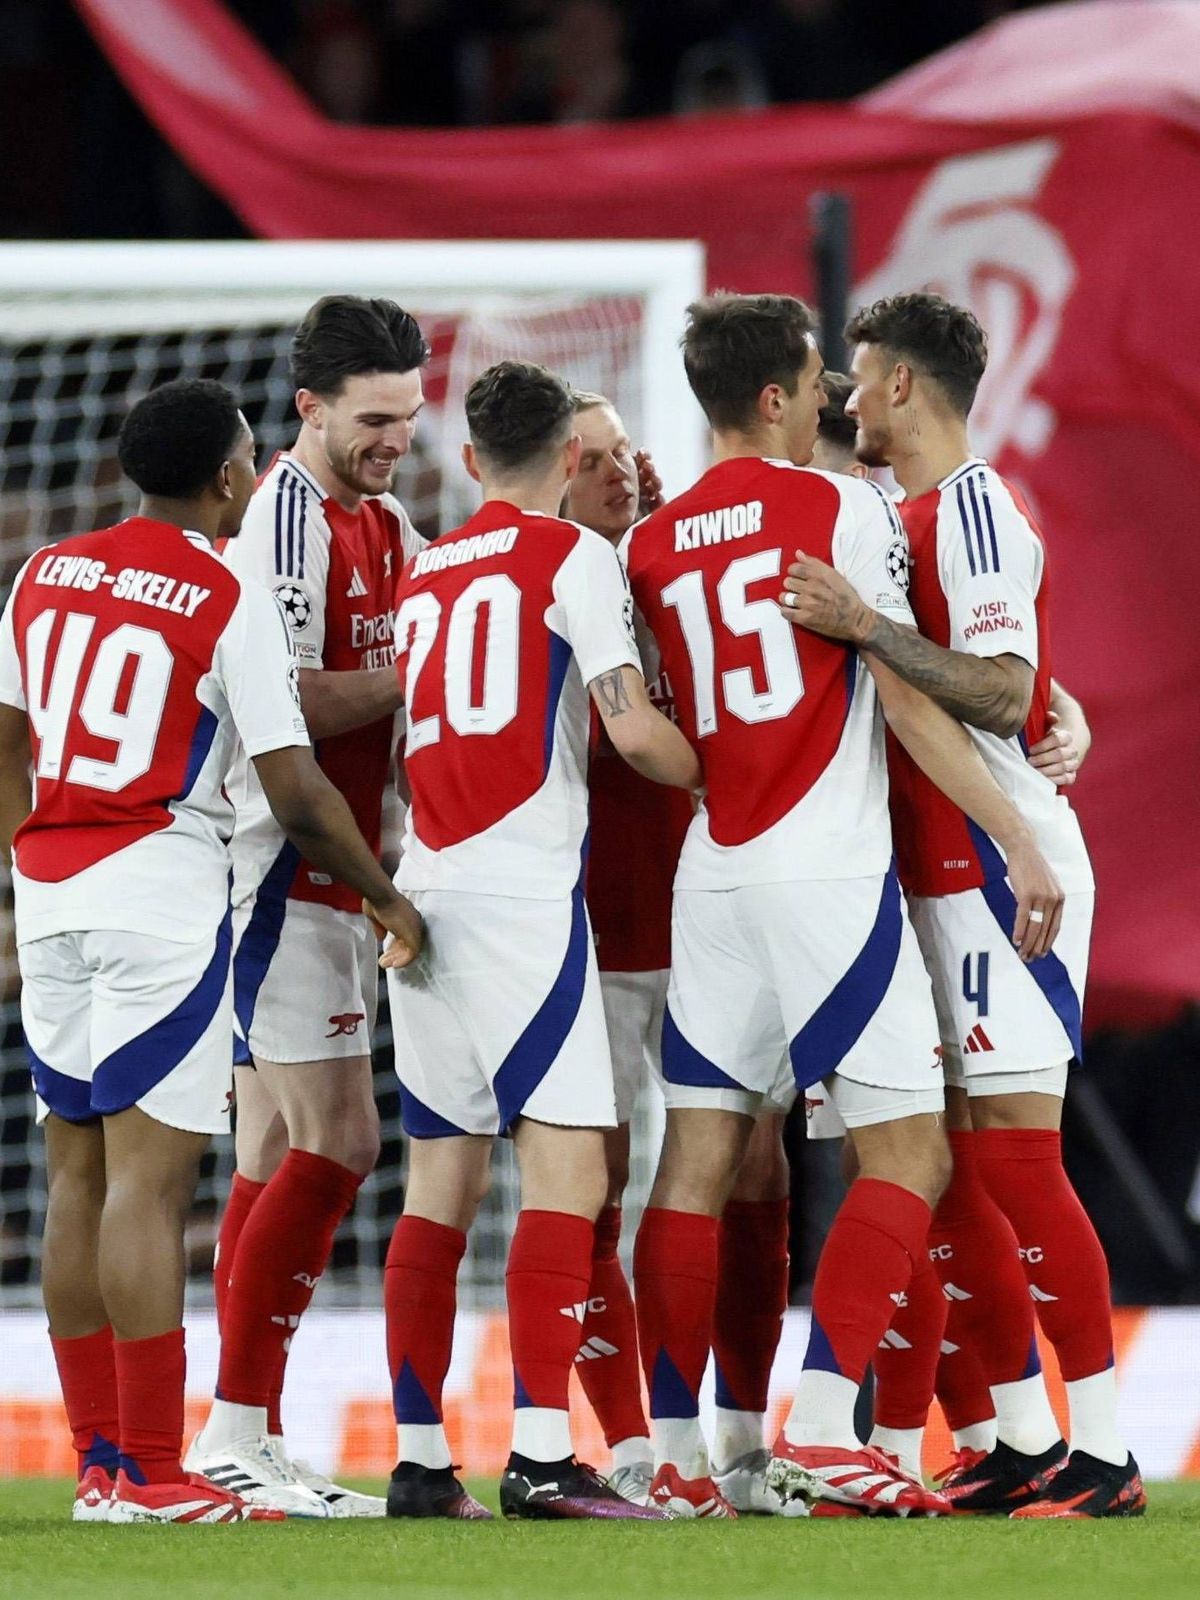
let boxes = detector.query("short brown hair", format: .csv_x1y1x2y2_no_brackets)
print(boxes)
845,292,987,418
465,360,574,473
682,292,818,431
817,371,857,453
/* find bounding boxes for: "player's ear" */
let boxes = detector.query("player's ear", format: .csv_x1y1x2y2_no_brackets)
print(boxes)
214,460,234,502
757,383,782,426
850,461,870,480
893,363,913,407
461,442,481,484
294,388,323,428
563,433,582,483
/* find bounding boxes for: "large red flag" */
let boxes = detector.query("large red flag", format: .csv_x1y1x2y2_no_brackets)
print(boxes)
71,0,1200,1026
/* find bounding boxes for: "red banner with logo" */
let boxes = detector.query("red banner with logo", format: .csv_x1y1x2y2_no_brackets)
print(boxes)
72,0,1200,1024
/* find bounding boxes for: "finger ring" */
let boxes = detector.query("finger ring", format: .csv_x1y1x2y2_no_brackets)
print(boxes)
1028,910,1046,923
784,592,797,608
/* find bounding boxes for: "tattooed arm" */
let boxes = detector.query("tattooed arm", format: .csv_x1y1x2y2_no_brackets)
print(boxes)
588,665,702,790
778,552,1032,737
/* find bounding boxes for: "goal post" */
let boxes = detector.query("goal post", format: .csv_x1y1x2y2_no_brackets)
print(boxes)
0,238,706,565
0,237,704,1310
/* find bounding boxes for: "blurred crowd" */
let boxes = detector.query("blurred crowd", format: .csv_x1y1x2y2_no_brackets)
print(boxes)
2,0,1065,239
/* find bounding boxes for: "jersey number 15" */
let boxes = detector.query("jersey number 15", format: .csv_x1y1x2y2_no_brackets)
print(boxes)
662,550,804,734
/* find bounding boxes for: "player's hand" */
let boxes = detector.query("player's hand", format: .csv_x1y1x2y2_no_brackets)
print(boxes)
1026,711,1085,786
1004,835,1064,961
779,552,874,644
635,449,664,517
364,892,424,969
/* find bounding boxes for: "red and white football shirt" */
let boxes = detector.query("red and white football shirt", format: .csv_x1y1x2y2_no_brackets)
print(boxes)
888,458,1094,898
223,452,422,913
624,457,913,889
585,664,692,973
0,518,308,945
394,500,641,898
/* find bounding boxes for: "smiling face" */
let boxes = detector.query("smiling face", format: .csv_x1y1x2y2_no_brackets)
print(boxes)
563,402,639,542
298,368,425,501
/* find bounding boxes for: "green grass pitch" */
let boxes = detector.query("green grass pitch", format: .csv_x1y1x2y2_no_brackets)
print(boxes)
3,1478,1199,1600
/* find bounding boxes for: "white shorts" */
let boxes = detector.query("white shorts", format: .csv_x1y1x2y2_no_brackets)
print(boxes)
21,917,234,1136
663,871,944,1130
388,888,617,1139
909,886,1092,1095
232,899,378,1066
599,968,667,1124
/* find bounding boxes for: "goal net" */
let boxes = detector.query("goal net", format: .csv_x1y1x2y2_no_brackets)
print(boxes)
0,239,704,1310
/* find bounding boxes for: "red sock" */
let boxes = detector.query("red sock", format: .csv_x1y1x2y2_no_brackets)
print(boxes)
50,1325,119,1480
935,1343,995,1435
385,1215,466,1426
975,1128,1115,1382
216,1150,363,1408
213,1173,265,1333
872,1245,947,1429
931,1131,1039,1395
633,1207,718,1419
506,1210,594,1412
114,1328,186,1484
804,1179,930,1386
713,1199,789,1414
575,1206,648,1448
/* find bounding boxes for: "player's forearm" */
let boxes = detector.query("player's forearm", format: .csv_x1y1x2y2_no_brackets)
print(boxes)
857,611,1029,738
0,775,30,864
617,714,702,790
262,754,402,907
0,709,33,863
298,667,403,741
870,660,1034,855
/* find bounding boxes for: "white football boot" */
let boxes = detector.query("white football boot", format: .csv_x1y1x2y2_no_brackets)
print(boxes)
289,1456,386,1518
183,1432,330,1518
713,1448,787,1515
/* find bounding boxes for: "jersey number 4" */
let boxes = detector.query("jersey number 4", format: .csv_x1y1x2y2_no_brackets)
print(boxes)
24,611,172,791
661,550,804,734
395,575,520,753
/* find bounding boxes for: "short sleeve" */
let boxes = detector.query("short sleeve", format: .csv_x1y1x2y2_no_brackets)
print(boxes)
0,557,35,711
214,581,311,758
223,467,330,666
553,527,642,686
832,478,917,626
938,471,1041,667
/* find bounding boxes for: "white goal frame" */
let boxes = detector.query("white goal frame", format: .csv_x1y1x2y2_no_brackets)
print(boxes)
0,238,707,496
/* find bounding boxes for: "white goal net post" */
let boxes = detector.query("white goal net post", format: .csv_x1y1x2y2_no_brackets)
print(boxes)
0,239,706,571
0,237,704,1308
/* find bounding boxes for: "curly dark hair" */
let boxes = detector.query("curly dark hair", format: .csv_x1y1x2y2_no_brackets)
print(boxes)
465,360,574,473
117,378,243,498
290,294,430,397
682,292,819,431
845,292,987,418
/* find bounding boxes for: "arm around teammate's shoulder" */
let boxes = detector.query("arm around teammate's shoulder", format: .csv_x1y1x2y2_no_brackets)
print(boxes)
588,665,702,790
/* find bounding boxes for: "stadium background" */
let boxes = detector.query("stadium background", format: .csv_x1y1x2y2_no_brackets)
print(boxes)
1,0,1199,1483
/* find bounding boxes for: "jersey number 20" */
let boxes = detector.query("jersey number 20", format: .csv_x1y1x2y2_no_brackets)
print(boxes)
24,611,173,792
395,575,520,753
661,550,804,734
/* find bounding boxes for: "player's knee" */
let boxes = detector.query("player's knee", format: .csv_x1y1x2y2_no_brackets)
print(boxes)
337,1122,382,1177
